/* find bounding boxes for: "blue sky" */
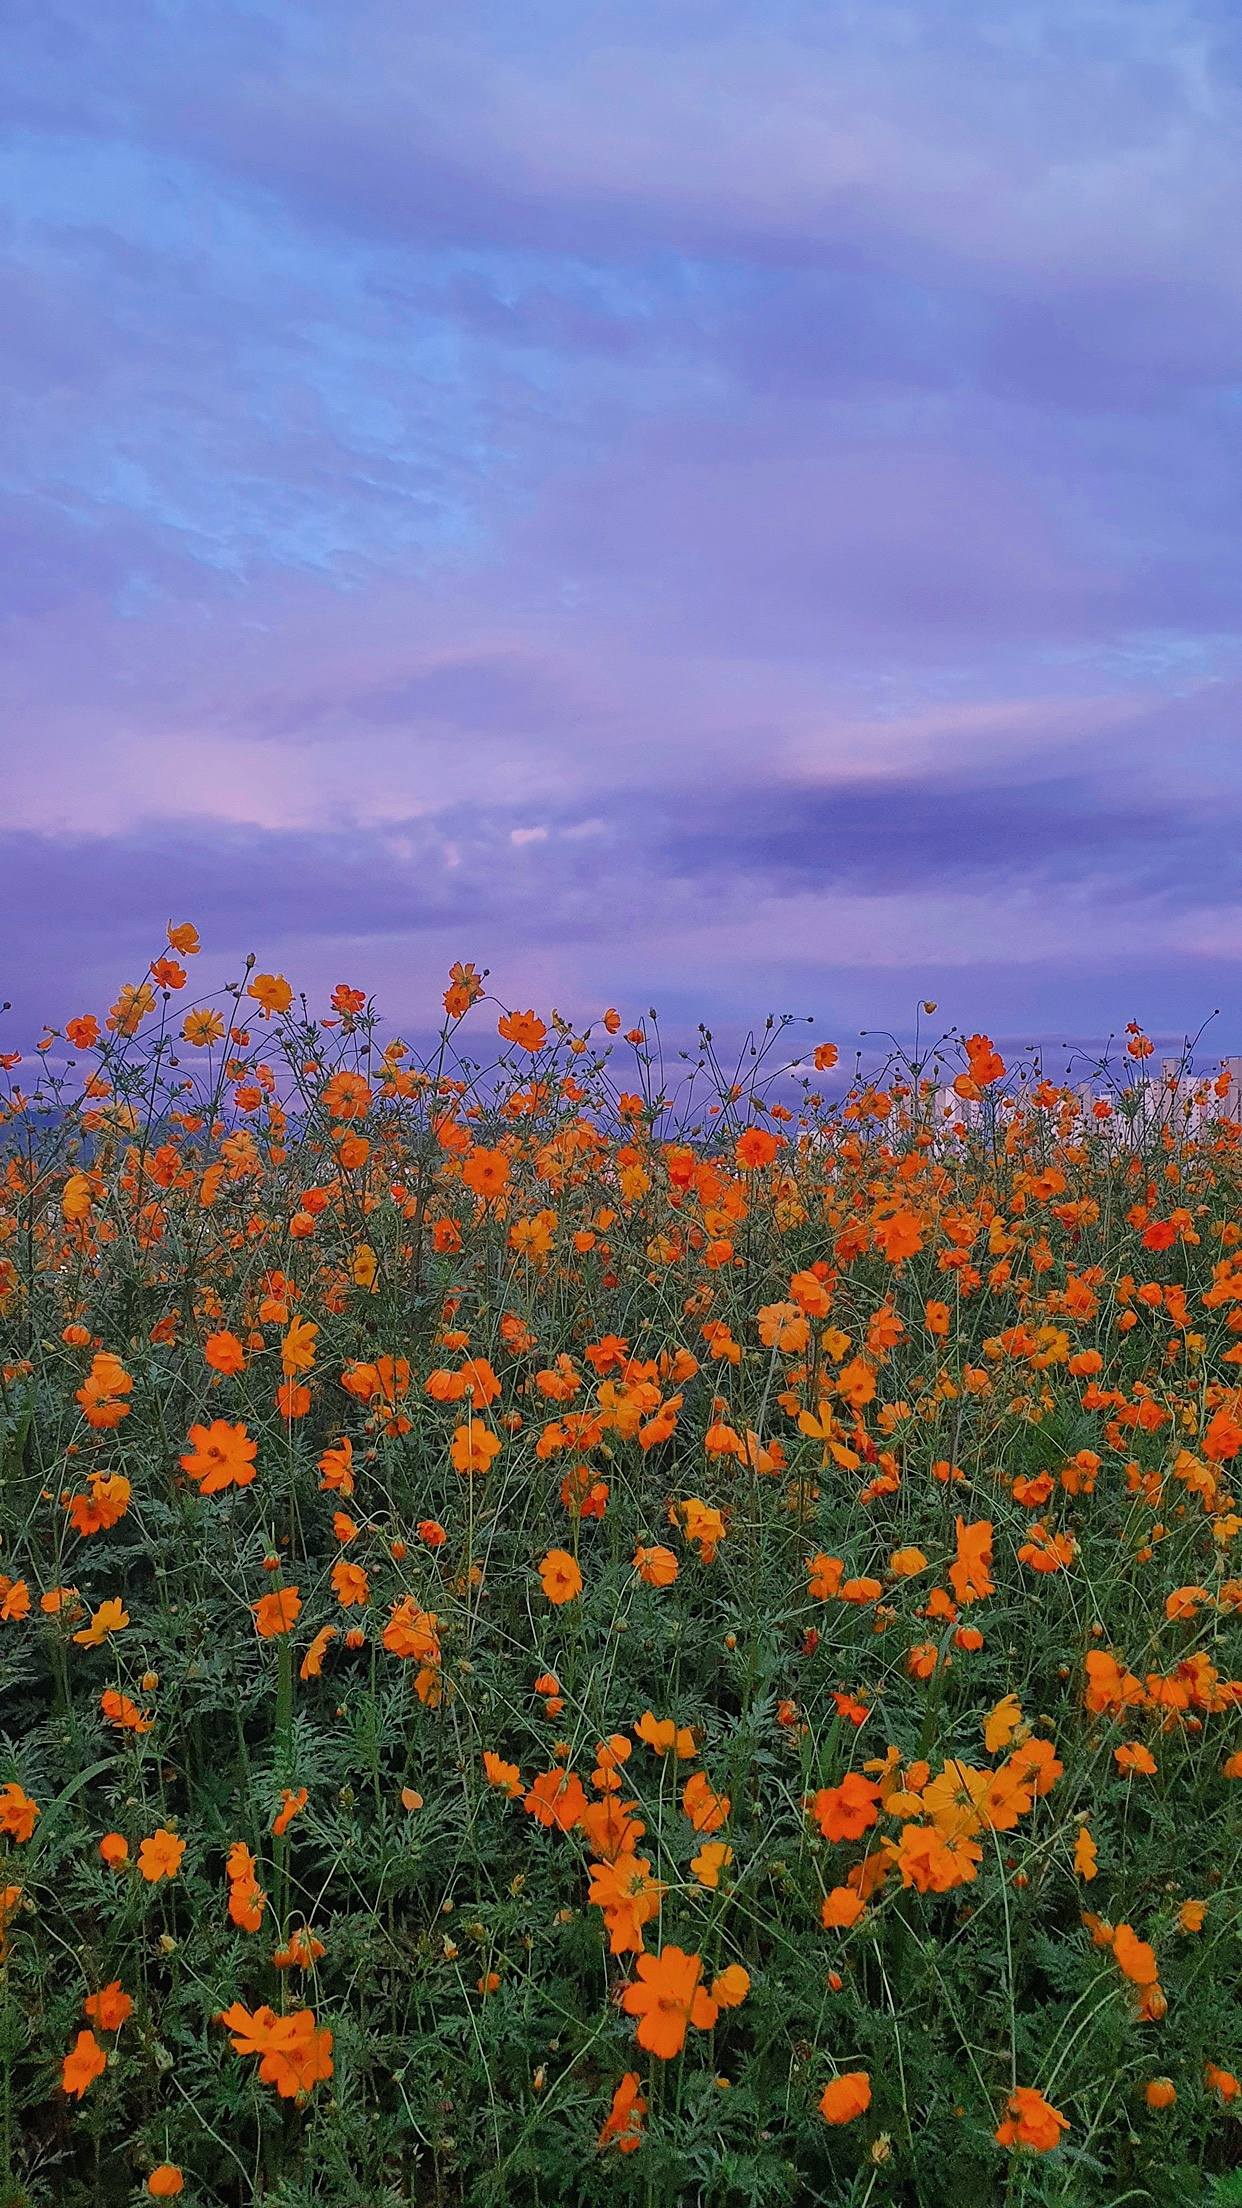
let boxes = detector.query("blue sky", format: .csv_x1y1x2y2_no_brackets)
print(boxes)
3,0,1241,1053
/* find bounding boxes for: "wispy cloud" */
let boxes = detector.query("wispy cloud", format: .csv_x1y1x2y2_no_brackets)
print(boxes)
1,0,1239,1043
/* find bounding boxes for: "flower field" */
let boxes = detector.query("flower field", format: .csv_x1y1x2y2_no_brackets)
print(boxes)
0,929,1240,2207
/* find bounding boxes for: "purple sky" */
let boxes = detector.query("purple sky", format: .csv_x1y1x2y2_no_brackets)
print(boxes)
3,0,1242,1054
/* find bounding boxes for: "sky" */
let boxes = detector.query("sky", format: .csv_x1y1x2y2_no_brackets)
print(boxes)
3,0,1242,1060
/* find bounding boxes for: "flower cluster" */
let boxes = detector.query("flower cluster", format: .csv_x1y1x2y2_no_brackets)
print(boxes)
0,934,1237,2202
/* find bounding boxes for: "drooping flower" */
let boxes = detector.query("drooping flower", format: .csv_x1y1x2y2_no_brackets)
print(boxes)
995,2088,1070,2152
819,2071,871,2125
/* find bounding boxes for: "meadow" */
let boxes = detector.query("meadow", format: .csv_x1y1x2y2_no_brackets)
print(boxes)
0,926,1239,2207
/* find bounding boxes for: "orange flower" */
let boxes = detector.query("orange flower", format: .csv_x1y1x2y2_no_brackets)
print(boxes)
450,1422,502,1476
539,1548,583,1604
0,1784,39,1843
72,1597,129,1646
444,961,484,1018
597,2071,647,2154
710,1963,749,2010
66,1472,131,1535
633,1544,678,1587
62,2028,107,2098
99,1831,129,1867
137,1828,185,1883
75,1351,133,1430
682,1770,730,1833
318,1438,355,1495
1074,1826,1098,1882
381,1600,440,1664
1112,1922,1159,1987
483,1752,523,1797
218,2001,333,2098
272,1787,308,1837
691,1840,734,1888
331,1559,370,1608
497,1009,547,1052
995,2087,1070,2152
808,1773,882,1843
83,1980,132,2032
253,1587,302,1638
587,1852,665,1953
180,1419,258,1495
147,2168,185,2198
204,1329,246,1376
620,1944,718,2059
948,1518,994,1605
735,1127,779,1170
821,1886,866,1929
523,1768,588,1832
247,973,293,1018
633,1711,697,1759
299,1624,337,1680
819,2071,871,2125
100,1688,153,1733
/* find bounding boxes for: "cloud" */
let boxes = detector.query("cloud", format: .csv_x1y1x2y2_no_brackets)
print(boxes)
1,0,1240,1049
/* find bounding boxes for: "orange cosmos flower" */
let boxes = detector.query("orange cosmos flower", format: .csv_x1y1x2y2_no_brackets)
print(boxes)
691,1840,734,1888
711,1964,749,2010
83,1980,133,2032
1074,1826,1099,1881
72,1597,129,1646
218,2002,333,2099
633,1711,697,1759
808,1773,882,1843
587,1852,665,1953
620,1944,718,2059
994,2087,1070,2152
735,1126,780,1170
539,1548,583,1604
331,1559,370,1608
204,1329,246,1375
66,1472,131,1535
0,1784,39,1843
272,1787,308,1837
1112,1922,1159,1986
523,1768,588,1832
146,2167,185,2198
682,1770,730,1833
819,2071,871,2125
497,1009,547,1052
821,1886,866,1929
948,1517,995,1604
299,1624,337,1680
62,2028,107,2098
137,1829,185,1883
598,2070,647,2153
253,1587,302,1638
633,1543,678,1587
247,973,293,1018
483,1752,523,1797
180,1419,257,1495
444,961,484,1018
450,1422,501,1475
